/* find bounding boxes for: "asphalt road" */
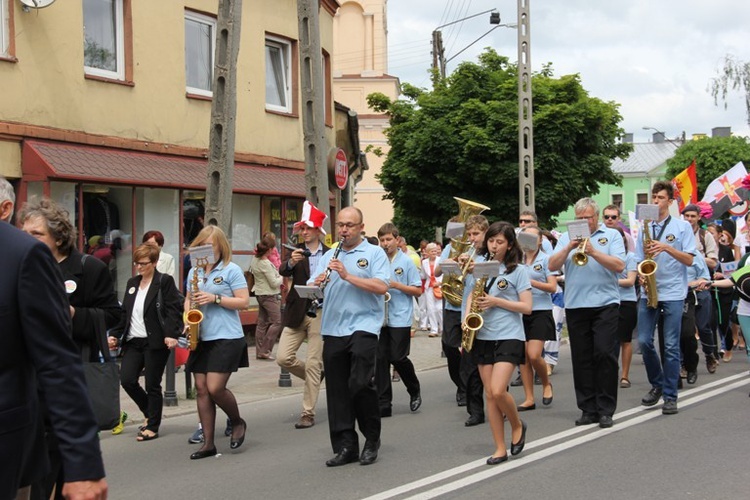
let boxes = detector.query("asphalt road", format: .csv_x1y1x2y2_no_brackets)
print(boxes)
100,345,750,500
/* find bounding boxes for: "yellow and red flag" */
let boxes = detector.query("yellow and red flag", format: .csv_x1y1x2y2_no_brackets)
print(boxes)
671,160,698,212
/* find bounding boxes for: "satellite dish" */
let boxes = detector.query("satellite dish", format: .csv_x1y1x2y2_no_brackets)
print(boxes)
19,0,56,8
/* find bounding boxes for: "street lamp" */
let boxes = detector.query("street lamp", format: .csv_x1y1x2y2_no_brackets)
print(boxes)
642,126,686,148
432,8,503,79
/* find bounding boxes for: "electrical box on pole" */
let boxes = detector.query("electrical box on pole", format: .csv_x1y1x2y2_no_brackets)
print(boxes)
517,0,535,214
204,0,242,234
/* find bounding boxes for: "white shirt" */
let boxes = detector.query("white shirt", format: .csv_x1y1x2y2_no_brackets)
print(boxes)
127,284,150,340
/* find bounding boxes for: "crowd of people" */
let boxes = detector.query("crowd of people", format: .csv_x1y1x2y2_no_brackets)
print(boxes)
5,171,750,497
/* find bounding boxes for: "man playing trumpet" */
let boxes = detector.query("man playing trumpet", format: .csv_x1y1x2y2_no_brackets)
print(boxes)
636,182,696,415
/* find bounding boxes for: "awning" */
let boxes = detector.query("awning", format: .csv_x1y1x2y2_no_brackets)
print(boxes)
22,140,306,197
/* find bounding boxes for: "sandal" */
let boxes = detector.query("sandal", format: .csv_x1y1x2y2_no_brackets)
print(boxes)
619,378,631,388
136,430,159,442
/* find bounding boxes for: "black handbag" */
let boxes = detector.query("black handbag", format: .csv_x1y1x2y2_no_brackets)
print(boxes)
82,308,121,431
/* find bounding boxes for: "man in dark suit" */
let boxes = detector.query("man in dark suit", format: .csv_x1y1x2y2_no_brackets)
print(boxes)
277,201,330,429
0,177,107,499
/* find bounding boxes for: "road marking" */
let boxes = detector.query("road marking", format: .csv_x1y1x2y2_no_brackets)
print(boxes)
363,373,748,500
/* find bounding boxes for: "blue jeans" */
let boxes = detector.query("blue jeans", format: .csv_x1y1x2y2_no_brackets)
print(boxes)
637,299,683,401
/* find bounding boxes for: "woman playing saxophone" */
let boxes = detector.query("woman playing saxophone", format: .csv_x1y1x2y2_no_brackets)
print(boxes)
463,222,532,465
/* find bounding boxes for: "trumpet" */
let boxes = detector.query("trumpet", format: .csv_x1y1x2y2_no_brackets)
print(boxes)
307,237,345,318
572,238,589,266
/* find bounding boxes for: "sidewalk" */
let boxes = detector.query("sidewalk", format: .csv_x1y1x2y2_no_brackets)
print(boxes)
117,330,449,426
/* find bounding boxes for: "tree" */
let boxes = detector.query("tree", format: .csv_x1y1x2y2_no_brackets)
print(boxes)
710,55,750,127
367,49,631,243
665,135,750,196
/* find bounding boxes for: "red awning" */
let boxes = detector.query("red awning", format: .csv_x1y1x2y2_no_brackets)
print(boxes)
22,140,306,197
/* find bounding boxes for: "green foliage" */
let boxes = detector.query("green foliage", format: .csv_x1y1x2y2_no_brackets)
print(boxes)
709,55,750,127
369,49,630,243
665,136,750,195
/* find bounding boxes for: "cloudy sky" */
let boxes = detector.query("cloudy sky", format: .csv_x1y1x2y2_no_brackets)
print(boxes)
386,0,750,142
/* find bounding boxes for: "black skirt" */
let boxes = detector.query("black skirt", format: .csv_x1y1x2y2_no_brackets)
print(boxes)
616,301,638,343
471,338,525,366
522,310,556,341
187,338,249,373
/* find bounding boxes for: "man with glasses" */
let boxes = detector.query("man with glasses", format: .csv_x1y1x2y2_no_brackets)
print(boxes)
602,205,635,253
549,198,625,428
518,210,553,254
310,207,390,467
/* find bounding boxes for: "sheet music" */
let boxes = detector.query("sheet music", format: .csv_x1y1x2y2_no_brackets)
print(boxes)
635,204,659,221
567,220,591,241
472,261,501,278
439,260,461,276
294,285,324,300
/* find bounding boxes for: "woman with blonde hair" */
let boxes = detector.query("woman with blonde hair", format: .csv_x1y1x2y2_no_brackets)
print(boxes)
421,242,443,337
184,225,250,459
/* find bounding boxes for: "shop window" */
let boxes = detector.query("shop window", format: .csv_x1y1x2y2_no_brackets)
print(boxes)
285,199,303,245
136,188,180,283
183,196,205,246
231,194,261,273
83,0,126,80
265,37,292,113
185,10,215,97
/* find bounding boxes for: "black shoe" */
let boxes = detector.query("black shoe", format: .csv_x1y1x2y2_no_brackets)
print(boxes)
510,420,527,456
190,447,217,460
465,415,485,427
662,399,678,415
224,418,233,437
542,384,553,406
379,407,392,418
359,440,380,465
510,375,523,387
599,415,614,428
687,371,698,384
410,393,422,412
575,413,599,426
326,447,359,467
641,387,663,407
517,403,536,412
486,454,509,465
230,418,246,450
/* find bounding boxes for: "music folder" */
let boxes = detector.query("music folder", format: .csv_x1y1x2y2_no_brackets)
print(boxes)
294,285,324,300
472,261,501,278
439,260,461,276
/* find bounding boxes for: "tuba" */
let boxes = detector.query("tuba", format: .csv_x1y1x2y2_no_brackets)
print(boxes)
637,220,659,309
441,197,490,306
461,253,494,352
572,238,589,266
184,260,205,350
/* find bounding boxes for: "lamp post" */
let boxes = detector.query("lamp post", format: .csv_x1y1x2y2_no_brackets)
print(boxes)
432,8,501,79
642,126,686,148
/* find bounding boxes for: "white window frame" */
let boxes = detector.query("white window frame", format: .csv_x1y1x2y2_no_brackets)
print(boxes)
184,10,216,97
0,0,9,58
83,0,125,80
265,36,292,114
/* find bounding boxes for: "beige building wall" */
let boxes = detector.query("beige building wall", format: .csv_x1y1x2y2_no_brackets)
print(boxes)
333,0,399,234
0,0,337,167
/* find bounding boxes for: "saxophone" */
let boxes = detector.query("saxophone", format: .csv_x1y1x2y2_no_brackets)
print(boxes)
461,253,494,352
637,220,659,309
184,259,206,350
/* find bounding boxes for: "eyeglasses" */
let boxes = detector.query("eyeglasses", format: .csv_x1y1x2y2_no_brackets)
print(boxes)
134,261,152,267
603,215,619,220
518,219,534,224
335,222,361,229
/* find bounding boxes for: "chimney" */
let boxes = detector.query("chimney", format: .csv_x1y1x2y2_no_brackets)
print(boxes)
712,126,731,138
622,133,633,143
652,132,666,143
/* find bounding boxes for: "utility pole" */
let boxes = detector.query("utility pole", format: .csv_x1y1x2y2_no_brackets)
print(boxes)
204,0,242,233
298,0,331,226
517,0,535,213
431,30,445,78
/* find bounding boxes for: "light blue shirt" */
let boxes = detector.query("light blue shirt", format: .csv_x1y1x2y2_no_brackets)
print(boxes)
618,252,638,302
310,239,390,336
386,250,422,327
687,252,711,282
439,245,461,312
187,261,246,341
465,263,530,342
541,237,554,255
554,224,625,309
635,216,696,301
525,252,556,311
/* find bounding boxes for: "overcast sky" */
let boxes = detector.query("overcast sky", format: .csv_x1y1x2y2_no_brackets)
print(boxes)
386,0,750,143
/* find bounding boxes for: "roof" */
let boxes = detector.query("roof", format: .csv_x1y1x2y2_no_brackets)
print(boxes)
23,140,306,197
611,141,679,176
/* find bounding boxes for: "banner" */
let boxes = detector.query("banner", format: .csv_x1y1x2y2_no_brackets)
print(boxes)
700,162,749,219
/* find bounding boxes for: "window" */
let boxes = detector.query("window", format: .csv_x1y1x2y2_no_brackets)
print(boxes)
265,37,292,113
83,0,125,80
0,0,10,58
611,193,623,212
185,10,216,97
636,192,648,205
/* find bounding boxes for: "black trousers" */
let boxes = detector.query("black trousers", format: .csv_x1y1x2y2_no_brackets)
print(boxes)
566,305,619,418
376,326,420,410
442,309,465,397
323,332,380,454
120,338,171,432
460,348,484,419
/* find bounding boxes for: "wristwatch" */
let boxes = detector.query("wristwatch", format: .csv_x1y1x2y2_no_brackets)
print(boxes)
215,294,222,305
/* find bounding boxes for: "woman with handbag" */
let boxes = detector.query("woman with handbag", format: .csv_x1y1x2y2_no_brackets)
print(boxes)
250,233,284,360
184,225,250,459
421,242,443,337
108,243,184,441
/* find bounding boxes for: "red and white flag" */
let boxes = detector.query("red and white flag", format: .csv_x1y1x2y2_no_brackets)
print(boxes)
700,162,748,218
